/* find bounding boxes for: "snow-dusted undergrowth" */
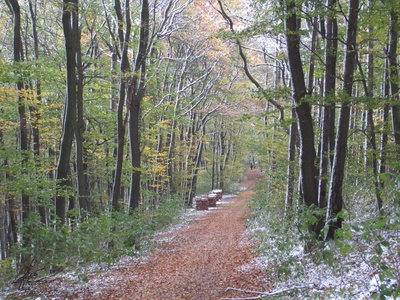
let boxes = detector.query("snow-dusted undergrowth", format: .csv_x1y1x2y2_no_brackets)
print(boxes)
247,196,400,299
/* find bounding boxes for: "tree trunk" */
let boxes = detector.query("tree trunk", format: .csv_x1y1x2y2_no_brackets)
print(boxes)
128,0,149,211
285,108,297,211
188,123,206,206
284,0,326,238
379,56,390,192
8,0,30,224
360,13,382,210
0,130,13,258
389,10,400,146
75,24,89,214
56,0,79,224
27,0,46,224
111,0,131,211
326,0,359,239
307,16,318,93
318,0,338,209
285,2,318,208
219,124,230,191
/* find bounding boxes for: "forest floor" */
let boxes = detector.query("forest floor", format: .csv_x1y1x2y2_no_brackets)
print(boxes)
11,168,272,299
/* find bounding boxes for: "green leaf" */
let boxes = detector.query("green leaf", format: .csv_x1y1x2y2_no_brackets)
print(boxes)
322,249,334,266
373,218,387,229
375,243,383,256
380,264,388,271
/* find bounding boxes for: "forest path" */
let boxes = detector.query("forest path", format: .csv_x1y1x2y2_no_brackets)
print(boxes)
27,168,271,299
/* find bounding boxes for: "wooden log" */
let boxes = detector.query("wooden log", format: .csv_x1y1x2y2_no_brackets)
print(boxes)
195,196,209,210
207,193,217,207
211,189,223,201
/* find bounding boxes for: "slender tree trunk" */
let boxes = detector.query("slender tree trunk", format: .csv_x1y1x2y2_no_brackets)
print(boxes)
0,130,11,258
1,128,18,248
285,108,297,211
389,10,400,146
0,199,6,260
366,109,382,210
8,0,30,223
307,16,318,93
27,0,46,224
326,0,359,239
360,14,382,210
111,0,131,211
75,24,89,214
379,56,390,191
8,0,31,274
211,130,216,190
219,124,226,191
167,111,177,194
188,123,206,206
167,55,187,194
318,0,338,209
220,126,230,191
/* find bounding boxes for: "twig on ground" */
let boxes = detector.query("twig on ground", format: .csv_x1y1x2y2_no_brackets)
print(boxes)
222,285,310,299
222,296,261,300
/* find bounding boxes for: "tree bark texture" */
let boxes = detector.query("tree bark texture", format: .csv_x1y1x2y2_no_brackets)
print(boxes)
285,108,297,211
111,0,131,211
56,0,79,224
9,0,30,222
326,0,359,239
389,10,400,146
27,0,46,224
75,24,89,213
318,0,338,209
285,1,319,209
128,0,149,211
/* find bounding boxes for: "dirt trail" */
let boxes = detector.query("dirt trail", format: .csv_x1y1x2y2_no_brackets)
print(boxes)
25,168,271,299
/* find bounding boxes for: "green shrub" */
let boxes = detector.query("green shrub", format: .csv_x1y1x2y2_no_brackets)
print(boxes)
3,196,185,288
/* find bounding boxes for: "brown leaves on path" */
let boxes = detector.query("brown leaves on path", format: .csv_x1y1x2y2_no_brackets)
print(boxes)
25,168,271,299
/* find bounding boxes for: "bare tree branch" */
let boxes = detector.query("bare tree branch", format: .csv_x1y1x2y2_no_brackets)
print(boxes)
212,0,284,121
222,285,310,299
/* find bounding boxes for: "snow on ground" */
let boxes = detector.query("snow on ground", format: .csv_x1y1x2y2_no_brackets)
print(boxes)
152,194,237,237
247,225,400,299
3,176,398,300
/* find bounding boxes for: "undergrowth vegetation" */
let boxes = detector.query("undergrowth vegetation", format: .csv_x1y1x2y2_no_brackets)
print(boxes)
248,166,400,299
0,197,184,289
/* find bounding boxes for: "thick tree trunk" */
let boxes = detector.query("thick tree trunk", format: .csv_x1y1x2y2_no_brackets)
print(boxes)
284,0,326,238
326,0,359,239
56,0,79,224
128,86,142,210
128,0,149,211
285,3,318,209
